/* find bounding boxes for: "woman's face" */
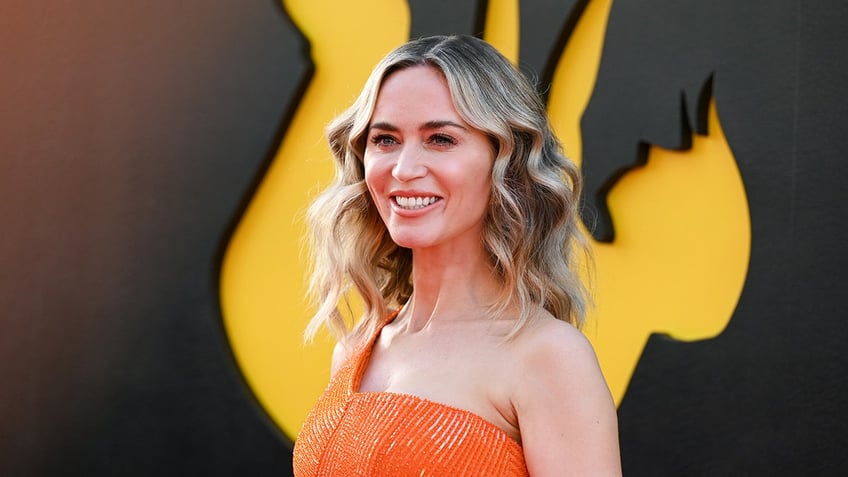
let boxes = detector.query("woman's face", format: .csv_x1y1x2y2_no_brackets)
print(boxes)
363,65,495,254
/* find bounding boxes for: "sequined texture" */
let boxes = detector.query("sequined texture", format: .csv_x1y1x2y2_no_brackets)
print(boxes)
293,314,529,476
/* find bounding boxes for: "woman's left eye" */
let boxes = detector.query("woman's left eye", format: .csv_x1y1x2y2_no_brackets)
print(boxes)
429,134,457,146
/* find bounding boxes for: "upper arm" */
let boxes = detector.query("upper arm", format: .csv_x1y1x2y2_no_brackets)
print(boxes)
514,324,622,476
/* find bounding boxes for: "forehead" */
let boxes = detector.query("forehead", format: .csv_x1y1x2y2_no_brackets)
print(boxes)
370,65,461,122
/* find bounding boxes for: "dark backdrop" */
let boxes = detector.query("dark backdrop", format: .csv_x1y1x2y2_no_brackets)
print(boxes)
2,1,846,475
1,1,308,475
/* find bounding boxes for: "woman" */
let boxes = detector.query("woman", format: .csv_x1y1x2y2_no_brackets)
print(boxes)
293,35,621,476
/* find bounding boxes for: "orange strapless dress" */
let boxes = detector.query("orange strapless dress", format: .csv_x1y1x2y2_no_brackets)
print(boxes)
293,313,529,476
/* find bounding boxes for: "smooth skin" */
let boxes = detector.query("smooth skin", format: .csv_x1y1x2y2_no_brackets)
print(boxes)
335,65,621,476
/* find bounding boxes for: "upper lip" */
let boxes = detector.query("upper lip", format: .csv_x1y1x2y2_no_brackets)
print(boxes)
390,189,441,198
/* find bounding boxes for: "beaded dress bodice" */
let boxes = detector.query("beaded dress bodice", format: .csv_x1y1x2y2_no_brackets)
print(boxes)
292,313,529,476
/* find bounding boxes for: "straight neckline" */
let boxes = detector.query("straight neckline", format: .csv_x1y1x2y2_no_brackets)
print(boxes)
348,310,524,450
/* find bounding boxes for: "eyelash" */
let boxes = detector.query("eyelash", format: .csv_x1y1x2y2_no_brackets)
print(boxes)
368,133,458,148
370,134,397,147
429,134,457,146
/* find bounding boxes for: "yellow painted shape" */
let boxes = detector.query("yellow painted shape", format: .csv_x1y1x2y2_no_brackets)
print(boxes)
483,0,518,62
548,0,751,402
220,0,409,440
591,101,751,401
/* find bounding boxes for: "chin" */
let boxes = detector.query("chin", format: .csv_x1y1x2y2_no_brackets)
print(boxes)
388,231,433,250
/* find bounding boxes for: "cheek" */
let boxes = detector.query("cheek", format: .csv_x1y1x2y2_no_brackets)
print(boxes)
470,156,495,197
363,158,388,211
473,161,495,215
362,154,377,188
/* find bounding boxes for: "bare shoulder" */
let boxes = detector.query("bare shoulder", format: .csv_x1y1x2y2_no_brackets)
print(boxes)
509,314,622,476
513,315,597,366
330,340,352,378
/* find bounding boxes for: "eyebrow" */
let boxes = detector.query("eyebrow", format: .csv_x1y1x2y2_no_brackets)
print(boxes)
368,120,468,132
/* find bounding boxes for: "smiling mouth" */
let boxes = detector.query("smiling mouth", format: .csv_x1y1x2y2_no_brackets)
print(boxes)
393,196,441,210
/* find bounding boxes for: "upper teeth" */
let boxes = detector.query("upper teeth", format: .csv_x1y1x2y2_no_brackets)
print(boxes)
396,196,438,210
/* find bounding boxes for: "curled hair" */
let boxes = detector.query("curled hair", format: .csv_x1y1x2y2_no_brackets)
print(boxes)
305,35,590,345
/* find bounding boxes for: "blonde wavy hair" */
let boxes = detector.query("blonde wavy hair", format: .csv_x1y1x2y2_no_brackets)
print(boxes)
305,35,590,345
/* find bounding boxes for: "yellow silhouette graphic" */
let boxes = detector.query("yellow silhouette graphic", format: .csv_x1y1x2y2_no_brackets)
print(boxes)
221,0,750,440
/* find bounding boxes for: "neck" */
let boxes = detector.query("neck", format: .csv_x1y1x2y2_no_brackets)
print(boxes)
399,244,502,333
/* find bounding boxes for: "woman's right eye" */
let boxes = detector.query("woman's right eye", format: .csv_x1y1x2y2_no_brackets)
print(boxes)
370,134,398,147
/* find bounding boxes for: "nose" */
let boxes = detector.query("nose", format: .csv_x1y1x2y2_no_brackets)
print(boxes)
392,145,427,182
